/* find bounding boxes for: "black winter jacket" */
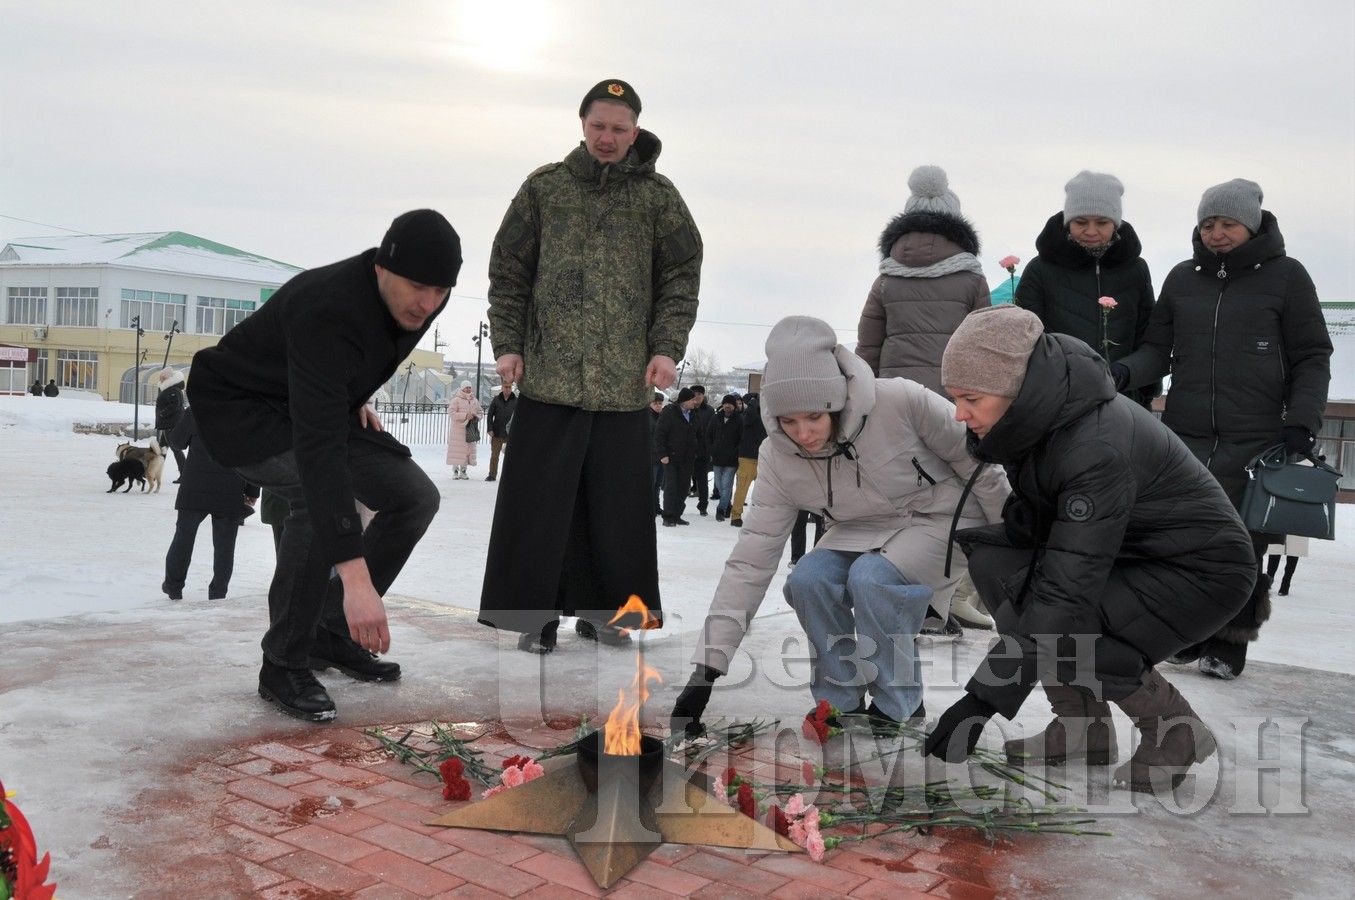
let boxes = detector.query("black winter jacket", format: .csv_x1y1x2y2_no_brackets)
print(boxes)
957,334,1256,718
1015,214,1157,404
1118,212,1332,505
691,401,715,458
654,405,699,464
487,391,517,438
188,249,445,563
155,382,186,431
706,410,744,467
168,409,260,516
737,395,767,460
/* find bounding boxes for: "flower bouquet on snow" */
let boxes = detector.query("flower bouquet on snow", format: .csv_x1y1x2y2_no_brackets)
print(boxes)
1,781,57,900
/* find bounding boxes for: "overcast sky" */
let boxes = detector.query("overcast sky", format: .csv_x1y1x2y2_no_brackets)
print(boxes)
2,0,1352,372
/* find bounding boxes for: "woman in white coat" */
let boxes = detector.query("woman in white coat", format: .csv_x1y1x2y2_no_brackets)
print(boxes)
446,382,483,479
669,316,1009,733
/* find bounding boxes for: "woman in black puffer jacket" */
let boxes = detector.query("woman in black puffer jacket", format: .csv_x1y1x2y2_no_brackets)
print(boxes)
922,307,1255,794
162,408,259,601
1116,179,1332,680
1015,170,1158,407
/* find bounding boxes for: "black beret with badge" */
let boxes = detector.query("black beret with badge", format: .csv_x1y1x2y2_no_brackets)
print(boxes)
579,79,641,118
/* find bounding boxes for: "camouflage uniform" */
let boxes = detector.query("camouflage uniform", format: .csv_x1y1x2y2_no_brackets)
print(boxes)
487,130,702,411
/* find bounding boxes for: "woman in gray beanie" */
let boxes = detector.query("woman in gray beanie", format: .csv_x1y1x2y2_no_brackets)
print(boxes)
669,315,1009,736
1014,170,1159,407
1114,179,1332,680
922,306,1256,794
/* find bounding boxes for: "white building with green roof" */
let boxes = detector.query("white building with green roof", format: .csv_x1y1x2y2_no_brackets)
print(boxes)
0,231,302,399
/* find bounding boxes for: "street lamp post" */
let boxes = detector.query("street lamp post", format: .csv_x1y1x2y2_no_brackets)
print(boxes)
161,319,181,369
471,321,489,400
130,315,145,438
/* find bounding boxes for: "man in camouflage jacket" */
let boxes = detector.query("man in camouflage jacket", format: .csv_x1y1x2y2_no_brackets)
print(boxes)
480,78,702,652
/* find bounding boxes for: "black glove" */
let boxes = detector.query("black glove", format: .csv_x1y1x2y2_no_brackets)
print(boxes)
1279,426,1316,457
1110,363,1131,392
670,665,721,738
923,693,998,762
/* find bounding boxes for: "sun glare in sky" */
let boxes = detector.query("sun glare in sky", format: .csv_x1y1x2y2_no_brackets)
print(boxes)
452,1,552,71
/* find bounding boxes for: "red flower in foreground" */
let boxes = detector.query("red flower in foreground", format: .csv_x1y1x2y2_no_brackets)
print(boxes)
723,767,741,789
801,700,839,744
502,755,530,770
766,804,791,837
802,762,818,785
439,758,472,802
802,716,830,744
1,784,58,900
736,781,756,819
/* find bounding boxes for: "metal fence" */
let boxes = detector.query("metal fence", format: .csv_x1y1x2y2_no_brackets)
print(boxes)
372,399,472,447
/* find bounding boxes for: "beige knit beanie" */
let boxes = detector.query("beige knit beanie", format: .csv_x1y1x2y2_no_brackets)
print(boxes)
941,306,1044,398
760,316,848,416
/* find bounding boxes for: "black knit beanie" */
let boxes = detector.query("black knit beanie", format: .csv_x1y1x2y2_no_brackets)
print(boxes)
376,209,462,288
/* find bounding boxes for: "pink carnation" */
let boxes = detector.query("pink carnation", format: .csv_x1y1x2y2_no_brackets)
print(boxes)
999,255,1020,270
521,761,545,782
502,766,525,788
1098,296,1118,309
785,794,807,817
789,820,807,844
805,829,827,862
712,776,731,805
481,783,508,799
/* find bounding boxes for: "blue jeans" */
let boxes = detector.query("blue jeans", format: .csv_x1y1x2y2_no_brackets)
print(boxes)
783,548,933,720
236,443,439,668
712,465,737,516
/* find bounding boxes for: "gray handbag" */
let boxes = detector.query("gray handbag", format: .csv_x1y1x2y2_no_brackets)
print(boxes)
1239,445,1340,540
465,417,481,443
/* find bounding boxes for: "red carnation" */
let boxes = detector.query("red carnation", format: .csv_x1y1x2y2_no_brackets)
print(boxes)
813,700,832,722
802,762,818,785
736,781,756,819
802,714,830,744
438,757,464,781
439,757,471,801
723,767,741,789
502,755,530,770
766,804,791,837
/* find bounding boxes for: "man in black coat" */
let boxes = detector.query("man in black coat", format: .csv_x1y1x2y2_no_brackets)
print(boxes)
688,385,716,514
162,408,260,601
484,382,517,482
706,392,743,521
42,379,58,397
28,380,42,396
648,393,666,516
923,307,1256,794
1115,180,1332,679
655,387,701,526
188,210,460,722
155,367,189,480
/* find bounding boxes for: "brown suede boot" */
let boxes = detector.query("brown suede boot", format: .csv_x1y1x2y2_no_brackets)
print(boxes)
1004,683,1118,766
1112,669,1218,793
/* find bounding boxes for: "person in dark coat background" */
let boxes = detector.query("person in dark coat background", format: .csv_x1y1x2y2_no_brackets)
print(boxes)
655,387,701,526
648,392,666,516
188,209,458,722
485,381,517,482
1116,179,1332,680
42,379,58,397
162,408,260,601
28,379,42,396
706,392,743,521
1015,170,1159,407
924,306,1255,795
155,367,189,480
688,385,716,515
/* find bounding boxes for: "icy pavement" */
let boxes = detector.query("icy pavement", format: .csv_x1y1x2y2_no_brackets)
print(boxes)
2,394,1354,897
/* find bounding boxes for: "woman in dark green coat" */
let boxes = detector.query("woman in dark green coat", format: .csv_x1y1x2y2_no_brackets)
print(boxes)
1015,170,1157,406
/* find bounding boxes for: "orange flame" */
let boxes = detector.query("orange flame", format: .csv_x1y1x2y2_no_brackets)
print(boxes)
603,596,662,755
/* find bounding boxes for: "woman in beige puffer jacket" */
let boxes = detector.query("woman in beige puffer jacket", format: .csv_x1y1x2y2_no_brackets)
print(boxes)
676,316,1009,730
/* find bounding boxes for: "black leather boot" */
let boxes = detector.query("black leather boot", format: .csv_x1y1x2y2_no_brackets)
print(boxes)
310,633,402,682
259,659,337,722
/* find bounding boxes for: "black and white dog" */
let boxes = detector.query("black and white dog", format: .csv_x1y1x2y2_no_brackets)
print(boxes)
106,458,147,493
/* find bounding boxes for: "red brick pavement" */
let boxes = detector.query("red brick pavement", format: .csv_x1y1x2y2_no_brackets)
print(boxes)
155,723,1011,897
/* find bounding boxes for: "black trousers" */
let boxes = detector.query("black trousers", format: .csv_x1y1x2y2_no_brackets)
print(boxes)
691,456,711,512
790,510,825,562
664,459,695,522
651,461,664,515
480,398,660,635
164,509,241,598
236,442,440,669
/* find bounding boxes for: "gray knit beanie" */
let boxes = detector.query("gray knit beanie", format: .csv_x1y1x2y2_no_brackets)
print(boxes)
1063,170,1124,226
941,306,1044,398
760,316,848,417
904,165,963,217
1197,178,1263,233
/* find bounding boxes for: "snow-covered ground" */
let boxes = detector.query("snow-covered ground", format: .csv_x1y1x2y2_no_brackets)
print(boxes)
2,393,1351,676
